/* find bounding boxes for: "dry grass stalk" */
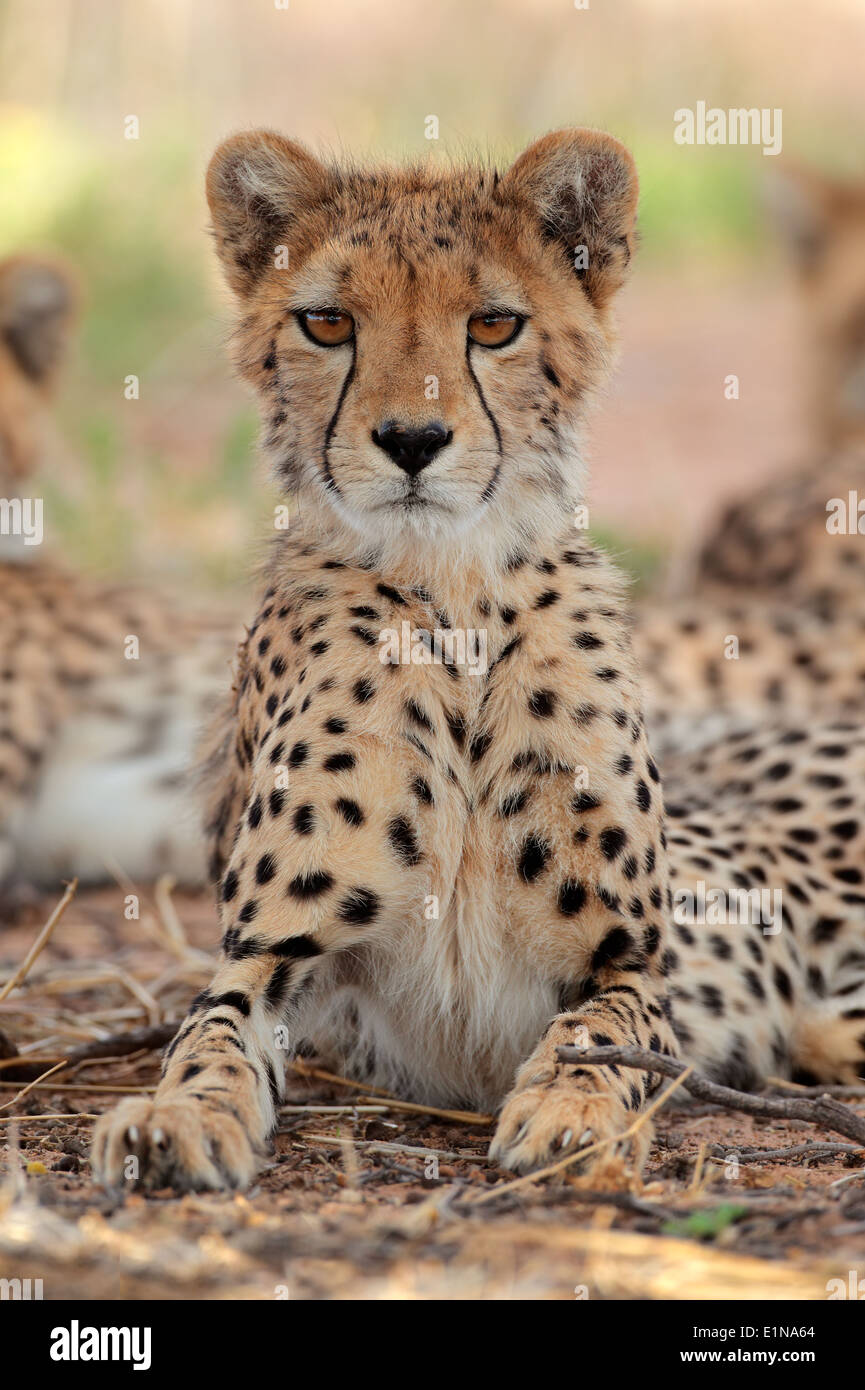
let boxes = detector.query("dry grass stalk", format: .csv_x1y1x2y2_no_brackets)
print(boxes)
299,1134,489,1163
0,1112,99,1126
0,879,78,1003
0,1021,178,1082
280,1104,391,1116
0,1060,68,1112
356,1096,492,1124
288,1059,397,1097
0,1080,154,1095
475,1065,695,1205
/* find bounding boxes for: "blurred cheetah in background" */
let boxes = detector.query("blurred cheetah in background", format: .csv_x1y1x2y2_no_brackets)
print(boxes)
0,255,238,905
636,162,865,748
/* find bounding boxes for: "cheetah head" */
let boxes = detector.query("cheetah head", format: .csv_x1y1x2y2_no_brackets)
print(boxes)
207,129,638,569
771,164,865,448
0,256,75,495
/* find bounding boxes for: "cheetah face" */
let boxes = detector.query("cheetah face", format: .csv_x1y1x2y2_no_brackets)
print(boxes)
0,257,74,496
207,129,638,557
772,166,865,448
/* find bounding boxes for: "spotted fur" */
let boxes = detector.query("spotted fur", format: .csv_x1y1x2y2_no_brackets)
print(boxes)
93,130,865,1192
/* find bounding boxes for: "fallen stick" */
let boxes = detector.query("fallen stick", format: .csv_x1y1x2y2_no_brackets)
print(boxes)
555,1044,865,1147
0,1111,100,1126
0,1020,179,1082
767,1080,865,1101
0,1080,156,1095
298,1134,490,1163
707,1142,859,1164
58,1021,178,1064
477,1184,678,1221
279,1104,391,1116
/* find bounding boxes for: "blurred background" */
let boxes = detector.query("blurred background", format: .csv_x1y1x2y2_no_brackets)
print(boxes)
1,0,863,593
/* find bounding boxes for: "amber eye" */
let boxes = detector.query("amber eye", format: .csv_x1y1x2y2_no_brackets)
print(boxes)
298,309,355,346
467,312,523,348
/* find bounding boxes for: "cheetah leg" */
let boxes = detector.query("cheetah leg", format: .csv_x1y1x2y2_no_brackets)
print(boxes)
0,661,62,915
92,742,444,1192
92,917,405,1193
92,954,303,1192
490,969,678,1175
793,975,865,1086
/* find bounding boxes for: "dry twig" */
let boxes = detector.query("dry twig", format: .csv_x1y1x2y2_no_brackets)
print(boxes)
476,1062,695,1204
0,1060,68,1113
0,1020,178,1082
708,1141,860,1164
0,879,78,1003
556,1044,865,1147
0,1111,99,1126
299,1134,489,1163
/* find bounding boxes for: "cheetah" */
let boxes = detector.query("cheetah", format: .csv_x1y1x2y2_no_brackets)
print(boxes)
94,129,865,1192
690,445,865,620
633,164,865,737
634,583,865,761
632,436,865,756
0,254,238,902
676,162,865,615
769,163,865,454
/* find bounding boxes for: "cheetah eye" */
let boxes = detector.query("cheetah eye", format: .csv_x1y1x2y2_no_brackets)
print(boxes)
298,309,355,347
467,312,523,348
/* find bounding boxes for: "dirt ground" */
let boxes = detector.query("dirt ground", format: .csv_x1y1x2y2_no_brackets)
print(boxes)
1,883,864,1302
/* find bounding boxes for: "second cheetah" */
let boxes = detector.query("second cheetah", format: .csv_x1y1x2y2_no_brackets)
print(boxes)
0,254,239,902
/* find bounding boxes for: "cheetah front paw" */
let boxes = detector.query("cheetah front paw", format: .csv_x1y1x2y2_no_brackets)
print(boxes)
91,1095,264,1194
489,1080,637,1176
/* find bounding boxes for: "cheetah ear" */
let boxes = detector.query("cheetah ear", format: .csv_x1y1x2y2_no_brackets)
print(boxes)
206,130,332,297
764,165,845,276
0,257,76,388
504,128,638,308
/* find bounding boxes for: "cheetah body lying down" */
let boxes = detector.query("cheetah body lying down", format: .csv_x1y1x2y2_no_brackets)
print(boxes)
0,256,237,896
94,129,865,1191
634,160,865,739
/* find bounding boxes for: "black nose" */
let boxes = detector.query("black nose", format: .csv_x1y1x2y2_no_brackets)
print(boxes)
372,420,452,476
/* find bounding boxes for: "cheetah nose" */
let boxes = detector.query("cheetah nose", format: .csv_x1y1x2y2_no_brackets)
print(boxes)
371,420,452,476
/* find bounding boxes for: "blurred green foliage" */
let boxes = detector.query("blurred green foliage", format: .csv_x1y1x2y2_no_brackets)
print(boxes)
663,1204,749,1241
